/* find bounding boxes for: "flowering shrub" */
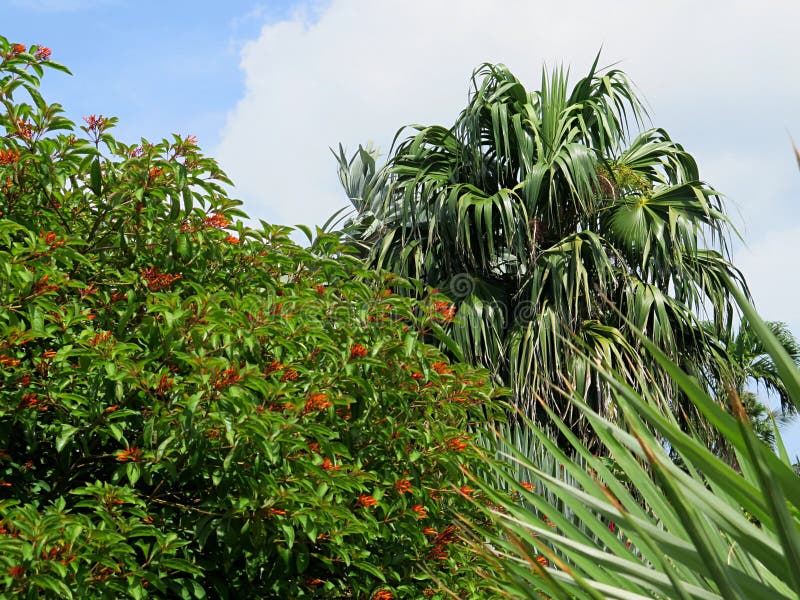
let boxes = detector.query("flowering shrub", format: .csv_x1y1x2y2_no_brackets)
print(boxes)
0,36,501,598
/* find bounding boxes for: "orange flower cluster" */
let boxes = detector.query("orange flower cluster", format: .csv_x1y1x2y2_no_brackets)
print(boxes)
358,493,378,507
304,392,332,414
225,235,239,244
10,44,26,55
280,368,299,382
148,166,164,182
116,446,141,462
350,344,368,359
154,375,175,396
446,437,468,452
426,524,458,561
433,300,456,322
40,231,65,248
535,555,548,567
141,266,181,291
42,350,57,359
394,479,412,494
15,119,34,140
321,457,340,471
459,485,474,497
0,149,20,165
35,47,51,61
265,360,284,374
0,355,20,367
19,393,40,409
202,213,231,229
372,590,394,600
213,367,241,390
412,504,427,519
83,114,108,133
431,361,452,375
7,565,24,579
88,331,112,347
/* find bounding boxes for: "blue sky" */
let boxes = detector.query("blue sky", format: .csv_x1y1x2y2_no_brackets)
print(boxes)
3,0,800,457
2,0,299,146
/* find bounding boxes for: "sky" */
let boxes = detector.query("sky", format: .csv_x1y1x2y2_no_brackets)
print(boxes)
3,0,800,455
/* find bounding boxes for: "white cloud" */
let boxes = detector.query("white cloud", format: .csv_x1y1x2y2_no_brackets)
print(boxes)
216,0,800,232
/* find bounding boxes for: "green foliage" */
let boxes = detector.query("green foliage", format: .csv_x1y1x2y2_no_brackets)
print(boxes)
464,290,800,599
0,36,501,599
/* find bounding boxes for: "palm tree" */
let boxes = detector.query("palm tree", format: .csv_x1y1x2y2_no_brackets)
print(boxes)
713,319,800,451
337,57,748,439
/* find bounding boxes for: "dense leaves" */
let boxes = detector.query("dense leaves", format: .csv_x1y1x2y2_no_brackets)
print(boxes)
0,37,501,599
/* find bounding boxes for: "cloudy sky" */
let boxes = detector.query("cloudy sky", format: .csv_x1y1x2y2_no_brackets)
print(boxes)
4,0,800,453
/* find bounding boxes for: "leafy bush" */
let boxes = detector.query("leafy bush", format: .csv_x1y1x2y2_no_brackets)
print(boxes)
0,37,501,599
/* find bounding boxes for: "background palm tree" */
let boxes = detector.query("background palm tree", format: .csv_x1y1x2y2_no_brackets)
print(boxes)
337,58,749,440
710,319,800,455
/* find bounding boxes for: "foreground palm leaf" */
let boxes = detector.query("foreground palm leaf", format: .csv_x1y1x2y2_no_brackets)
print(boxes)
465,288,800,599
338,57,748,438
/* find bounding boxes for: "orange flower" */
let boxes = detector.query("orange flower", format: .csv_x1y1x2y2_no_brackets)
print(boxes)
116,446,141,463
0,354,20,367
20,393,39,409
35,47,51,61
225,235,239,244
147,166,164,181
422,527,438,536
358,493,377,507
304,392,332,414
535,555,547,567
350,344,368,359
394,479,412,494
10,44,26,55
0,149,20,165
202,213,231,229
268,507,287,516
412,504,427,519
265,360,285,374
410,371,423,380
372,590,394,600
280,368,298,382
213,367,241,389
141,266,181,291
431,361,452,375
7,565,24,579
433,300,456,322
307,441,320,453
459,485,474,497
520,481,534,492
321,457,340,471
83,114,108,132
446,437,468,452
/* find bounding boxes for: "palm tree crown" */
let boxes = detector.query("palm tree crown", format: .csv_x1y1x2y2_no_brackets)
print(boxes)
338,58,749,434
